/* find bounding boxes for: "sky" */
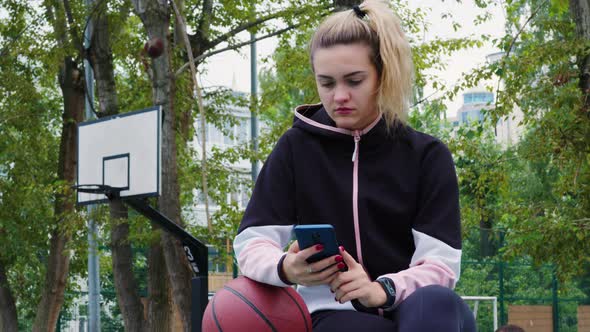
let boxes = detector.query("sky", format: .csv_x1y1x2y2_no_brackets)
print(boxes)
200,1,507,117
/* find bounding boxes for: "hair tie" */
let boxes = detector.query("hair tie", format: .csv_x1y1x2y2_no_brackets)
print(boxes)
352,5,366,19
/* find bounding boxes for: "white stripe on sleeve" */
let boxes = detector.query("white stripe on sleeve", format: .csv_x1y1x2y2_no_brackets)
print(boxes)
410,229,461,279
233,225,294,286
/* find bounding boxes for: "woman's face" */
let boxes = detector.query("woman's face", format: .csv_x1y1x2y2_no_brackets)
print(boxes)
313,43,380,130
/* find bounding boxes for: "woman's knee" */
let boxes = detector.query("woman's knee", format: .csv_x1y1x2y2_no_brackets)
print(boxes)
396,285,475,331
413,284,464,307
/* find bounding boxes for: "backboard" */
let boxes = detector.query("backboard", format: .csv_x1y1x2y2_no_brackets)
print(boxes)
76,107,161,205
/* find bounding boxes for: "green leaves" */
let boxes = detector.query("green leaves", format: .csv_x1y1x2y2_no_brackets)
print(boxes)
549,0,569,16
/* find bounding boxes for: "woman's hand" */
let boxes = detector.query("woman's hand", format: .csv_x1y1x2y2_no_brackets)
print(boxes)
330,247,387,308
282,241,345,286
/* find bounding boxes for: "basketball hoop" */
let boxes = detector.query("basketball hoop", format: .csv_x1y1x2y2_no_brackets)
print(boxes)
74,107,208,331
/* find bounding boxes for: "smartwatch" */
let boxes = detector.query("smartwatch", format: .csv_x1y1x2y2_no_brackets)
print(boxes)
351,277,397,314
376,277,396,310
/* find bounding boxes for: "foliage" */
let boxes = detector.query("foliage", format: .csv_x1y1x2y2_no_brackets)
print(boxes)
0,0,65,324
406,0,590,278
486,0,589,277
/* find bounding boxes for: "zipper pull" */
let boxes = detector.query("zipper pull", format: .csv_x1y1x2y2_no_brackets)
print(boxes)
352,131,361,162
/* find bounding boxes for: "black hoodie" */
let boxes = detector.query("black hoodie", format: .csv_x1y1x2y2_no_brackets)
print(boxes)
234,104,461,313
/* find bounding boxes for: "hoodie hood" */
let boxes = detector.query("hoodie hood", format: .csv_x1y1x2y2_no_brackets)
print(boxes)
293,103,409,145
293,103,382,137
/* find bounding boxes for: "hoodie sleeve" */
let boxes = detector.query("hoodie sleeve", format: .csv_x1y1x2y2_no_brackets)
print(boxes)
379,140,462,307
233,133,296,286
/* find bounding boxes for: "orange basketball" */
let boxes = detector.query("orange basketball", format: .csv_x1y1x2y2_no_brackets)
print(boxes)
202,276,312,332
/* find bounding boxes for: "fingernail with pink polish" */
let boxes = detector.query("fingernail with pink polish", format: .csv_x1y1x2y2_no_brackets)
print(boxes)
337,263,345,270
339,246,344,252
316,244,324,251
335,255,343,262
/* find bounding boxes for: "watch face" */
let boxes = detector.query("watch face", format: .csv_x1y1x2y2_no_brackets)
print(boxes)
378,278,396,309
380,278,396,296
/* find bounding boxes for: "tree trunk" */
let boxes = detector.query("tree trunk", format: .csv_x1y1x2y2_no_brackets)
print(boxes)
132,1,193,330
110,201,147,331
479,217,495,257
0,260,18,332
32,57,83,332
570,0,590,110
147,235,171,331
91,1,119,118
158,35,193,332
91,5,147,330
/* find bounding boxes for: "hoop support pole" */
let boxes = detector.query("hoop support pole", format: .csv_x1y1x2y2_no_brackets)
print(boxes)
124,197,208,332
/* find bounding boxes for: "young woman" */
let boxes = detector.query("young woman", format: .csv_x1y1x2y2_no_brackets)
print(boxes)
233,1,476,330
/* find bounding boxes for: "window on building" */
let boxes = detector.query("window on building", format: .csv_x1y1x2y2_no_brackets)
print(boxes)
208,123,224,145
208,246,227,273
463,92,494,104
223,122,234,145
464,94,472,104
239,184,250,208
460,109,485,123
196,190,217,208
237,118,250,144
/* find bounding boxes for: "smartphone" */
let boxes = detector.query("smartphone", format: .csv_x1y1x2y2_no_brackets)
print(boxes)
293,224,347,271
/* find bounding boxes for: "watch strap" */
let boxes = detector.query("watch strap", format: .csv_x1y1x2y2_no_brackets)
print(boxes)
376,277,396,310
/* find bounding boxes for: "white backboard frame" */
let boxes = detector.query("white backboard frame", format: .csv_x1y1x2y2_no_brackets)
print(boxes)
76,107,161,205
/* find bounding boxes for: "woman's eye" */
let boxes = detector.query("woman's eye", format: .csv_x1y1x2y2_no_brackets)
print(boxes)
348,80,362,86
320,82,335,88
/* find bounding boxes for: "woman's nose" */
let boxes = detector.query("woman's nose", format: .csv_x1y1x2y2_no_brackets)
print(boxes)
333,86,350,103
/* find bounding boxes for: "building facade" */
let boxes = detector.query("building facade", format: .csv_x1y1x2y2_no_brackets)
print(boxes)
449,88,524,146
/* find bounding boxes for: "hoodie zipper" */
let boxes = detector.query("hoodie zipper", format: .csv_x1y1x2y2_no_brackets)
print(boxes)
351,130,363,266
293,107,382,267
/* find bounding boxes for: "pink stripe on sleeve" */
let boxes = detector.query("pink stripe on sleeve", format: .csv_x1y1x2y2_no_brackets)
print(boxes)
380,258,457,307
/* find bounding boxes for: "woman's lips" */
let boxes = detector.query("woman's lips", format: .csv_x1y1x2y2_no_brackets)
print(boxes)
335,107,353,115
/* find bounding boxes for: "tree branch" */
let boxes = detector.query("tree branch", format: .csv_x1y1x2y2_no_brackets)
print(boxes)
171,0,212,231
195,0,213,47
0,11,46,58
494,0,549,111
176,24,300,78
205,4,330,51
62,0,84,56
206,11,287,49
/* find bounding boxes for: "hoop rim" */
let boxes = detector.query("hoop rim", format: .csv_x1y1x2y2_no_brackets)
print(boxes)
71,184,126,195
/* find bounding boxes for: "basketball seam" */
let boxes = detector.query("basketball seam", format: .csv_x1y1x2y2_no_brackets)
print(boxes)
280,287,311,332
211,294,224,332
223,285,278,332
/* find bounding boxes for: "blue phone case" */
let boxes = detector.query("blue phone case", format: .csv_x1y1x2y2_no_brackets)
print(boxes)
293,224,341,264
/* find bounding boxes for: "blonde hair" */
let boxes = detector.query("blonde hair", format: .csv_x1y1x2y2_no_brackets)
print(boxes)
309,0,413,128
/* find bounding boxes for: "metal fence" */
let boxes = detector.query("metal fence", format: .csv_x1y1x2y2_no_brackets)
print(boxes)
458,260,590,332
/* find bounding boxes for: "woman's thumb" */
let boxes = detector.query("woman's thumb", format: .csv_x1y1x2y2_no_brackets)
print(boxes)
288,240,300,253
